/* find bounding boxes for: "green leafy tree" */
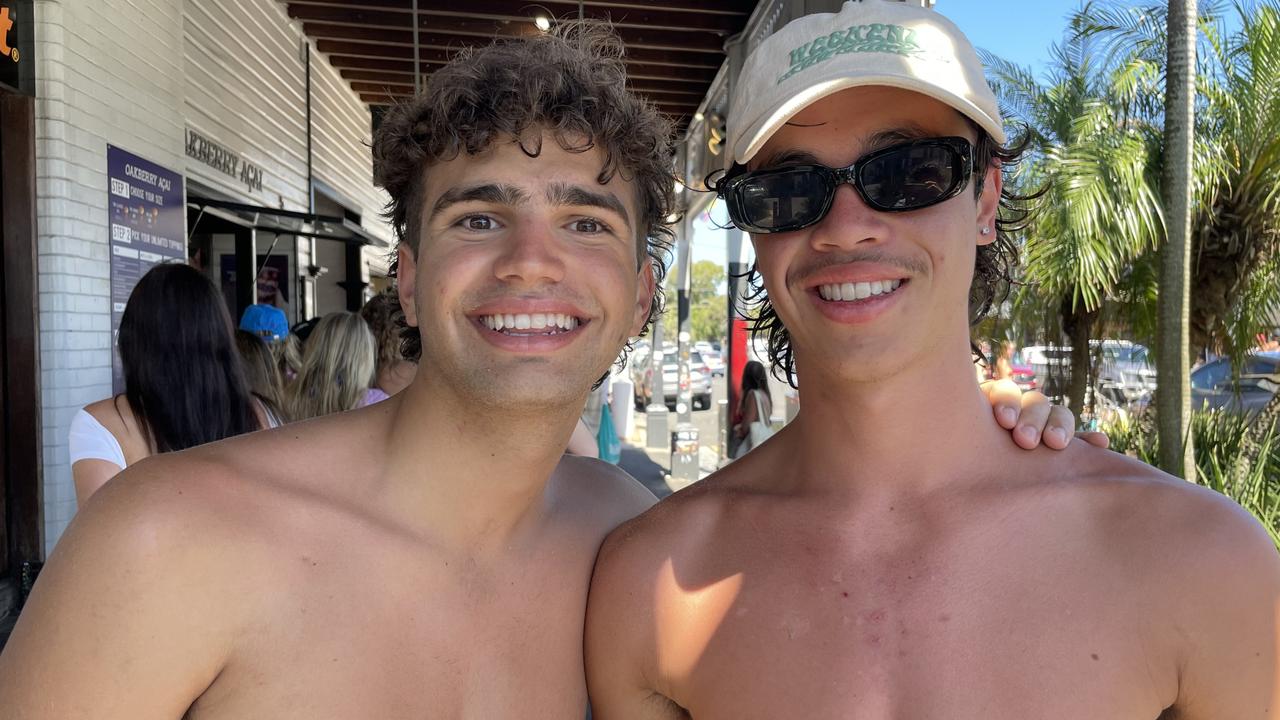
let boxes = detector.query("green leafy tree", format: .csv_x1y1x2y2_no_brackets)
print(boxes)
663,260,727,343
983,24,1164,418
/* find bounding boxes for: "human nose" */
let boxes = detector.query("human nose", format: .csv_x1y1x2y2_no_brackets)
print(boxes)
806,183,890,252
492,221,566,285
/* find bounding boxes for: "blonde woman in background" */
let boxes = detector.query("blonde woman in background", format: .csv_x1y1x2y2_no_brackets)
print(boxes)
359,291,417,398
285,311,379,421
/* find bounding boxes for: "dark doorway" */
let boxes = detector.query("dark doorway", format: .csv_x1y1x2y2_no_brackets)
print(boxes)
0,88,43,650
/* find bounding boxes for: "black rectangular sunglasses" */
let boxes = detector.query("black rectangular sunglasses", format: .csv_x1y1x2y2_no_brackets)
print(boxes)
719,136,976,234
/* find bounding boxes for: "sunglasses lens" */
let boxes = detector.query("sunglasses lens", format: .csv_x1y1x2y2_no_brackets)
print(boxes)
860,144,962,210
734,168,830,231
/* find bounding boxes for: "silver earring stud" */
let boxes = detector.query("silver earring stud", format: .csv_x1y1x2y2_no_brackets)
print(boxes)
980,226,991,236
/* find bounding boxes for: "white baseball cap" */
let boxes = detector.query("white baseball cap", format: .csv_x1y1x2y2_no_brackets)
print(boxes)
727,0,1006,167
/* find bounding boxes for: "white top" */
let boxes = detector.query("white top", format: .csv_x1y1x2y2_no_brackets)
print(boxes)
68,408,127,470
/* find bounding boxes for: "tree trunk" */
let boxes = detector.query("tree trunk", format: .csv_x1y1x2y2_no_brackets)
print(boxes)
1062,297,1097,421
1156,0,1197,479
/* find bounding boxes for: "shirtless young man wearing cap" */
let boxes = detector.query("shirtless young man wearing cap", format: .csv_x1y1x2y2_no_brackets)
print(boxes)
1,23,1085,720
585,3,1280,718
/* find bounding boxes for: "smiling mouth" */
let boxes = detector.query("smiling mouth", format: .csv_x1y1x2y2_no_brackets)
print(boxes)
478,312,583,335
816,279,905,302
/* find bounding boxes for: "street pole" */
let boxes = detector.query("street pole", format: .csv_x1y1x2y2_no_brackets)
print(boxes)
671,204,699,482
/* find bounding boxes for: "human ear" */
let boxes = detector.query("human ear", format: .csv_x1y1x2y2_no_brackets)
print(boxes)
396,244,419,328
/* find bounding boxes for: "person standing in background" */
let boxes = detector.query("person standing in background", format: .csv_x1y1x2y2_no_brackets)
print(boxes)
69,263,265,506
284,311,380,420
234,329,288,426
360,291,417,398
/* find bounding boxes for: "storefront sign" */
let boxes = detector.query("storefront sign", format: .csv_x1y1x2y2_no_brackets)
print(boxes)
107,145,186,393
0,0,34,96
185,128,264,194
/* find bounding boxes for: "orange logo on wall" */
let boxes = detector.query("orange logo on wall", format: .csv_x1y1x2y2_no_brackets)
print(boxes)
0,6,17,62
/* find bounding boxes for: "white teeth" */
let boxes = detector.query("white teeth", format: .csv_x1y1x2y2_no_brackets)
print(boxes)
481,313,579,332
819,280,904,302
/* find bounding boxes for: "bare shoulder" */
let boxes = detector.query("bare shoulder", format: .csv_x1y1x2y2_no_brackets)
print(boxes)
592,462,760,587
549,455,657,537
1052,442,1274,558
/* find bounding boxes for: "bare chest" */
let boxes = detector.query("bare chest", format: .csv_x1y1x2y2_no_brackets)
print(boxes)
189,533,594,720
660,536,1177,720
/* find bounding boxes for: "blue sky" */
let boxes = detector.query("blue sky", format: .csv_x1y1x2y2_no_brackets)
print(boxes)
942,0,1087,74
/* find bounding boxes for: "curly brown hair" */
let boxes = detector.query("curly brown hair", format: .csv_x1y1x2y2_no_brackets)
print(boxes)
735,125,1033,387
371,23,676,363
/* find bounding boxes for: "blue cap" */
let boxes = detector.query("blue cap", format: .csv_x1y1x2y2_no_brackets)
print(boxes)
239,304,289,341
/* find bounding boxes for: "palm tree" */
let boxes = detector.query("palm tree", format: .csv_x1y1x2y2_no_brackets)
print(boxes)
982,25,1164,419
1079,1,1280,365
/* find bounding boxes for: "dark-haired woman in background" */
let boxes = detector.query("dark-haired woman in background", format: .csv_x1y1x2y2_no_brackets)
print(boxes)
731,360,774,459
69,263,271,506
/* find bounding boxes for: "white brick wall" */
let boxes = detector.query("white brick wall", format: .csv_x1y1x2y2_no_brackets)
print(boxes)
35,0,391,552
35,0,186,553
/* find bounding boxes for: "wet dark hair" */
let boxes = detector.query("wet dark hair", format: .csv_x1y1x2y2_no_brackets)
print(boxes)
372,22,676,365
732,125,1032,387
118,263,259,452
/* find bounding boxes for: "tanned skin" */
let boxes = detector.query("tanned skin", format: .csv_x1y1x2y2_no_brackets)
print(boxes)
584,87,1280,720
1,113,1103,720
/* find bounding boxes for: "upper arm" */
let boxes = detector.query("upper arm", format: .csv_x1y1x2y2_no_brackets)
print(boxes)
1172,501,1280,718
0,470,238,718
71,459,122,506
585,527,677,720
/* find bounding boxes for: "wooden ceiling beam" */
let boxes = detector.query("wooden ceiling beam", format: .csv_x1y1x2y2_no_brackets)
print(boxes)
288,4,729,52
357,90,697,114
284,0,752,18
316,40,727,70
314,34,727,68
349,79,703,106
338,68,710,97
337,63,721,87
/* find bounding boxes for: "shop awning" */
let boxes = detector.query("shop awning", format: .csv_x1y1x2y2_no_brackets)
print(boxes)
278,0,758,129
187,197,389,247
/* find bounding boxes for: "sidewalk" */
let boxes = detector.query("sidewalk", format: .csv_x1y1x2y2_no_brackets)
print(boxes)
618,410,724,499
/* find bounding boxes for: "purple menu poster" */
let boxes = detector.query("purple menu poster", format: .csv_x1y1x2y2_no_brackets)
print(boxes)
107,145,186,393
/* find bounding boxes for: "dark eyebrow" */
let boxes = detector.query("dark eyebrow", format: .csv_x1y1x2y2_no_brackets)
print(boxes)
755,148,824,169
755,124,941,170
865,123,935,149
428,183,529,222
545,182,631,228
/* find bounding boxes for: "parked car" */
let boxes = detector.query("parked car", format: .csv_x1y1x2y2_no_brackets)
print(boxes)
1020,345,1072,400
1191,352,1280,416
701,348,725,376
1021,340,1155,405
632,347,713,411
1096,340,1156,405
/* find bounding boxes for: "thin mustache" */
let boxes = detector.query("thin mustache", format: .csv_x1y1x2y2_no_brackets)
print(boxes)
789,250,929,286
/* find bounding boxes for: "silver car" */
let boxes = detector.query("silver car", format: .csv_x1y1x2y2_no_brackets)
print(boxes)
632,346,713,410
